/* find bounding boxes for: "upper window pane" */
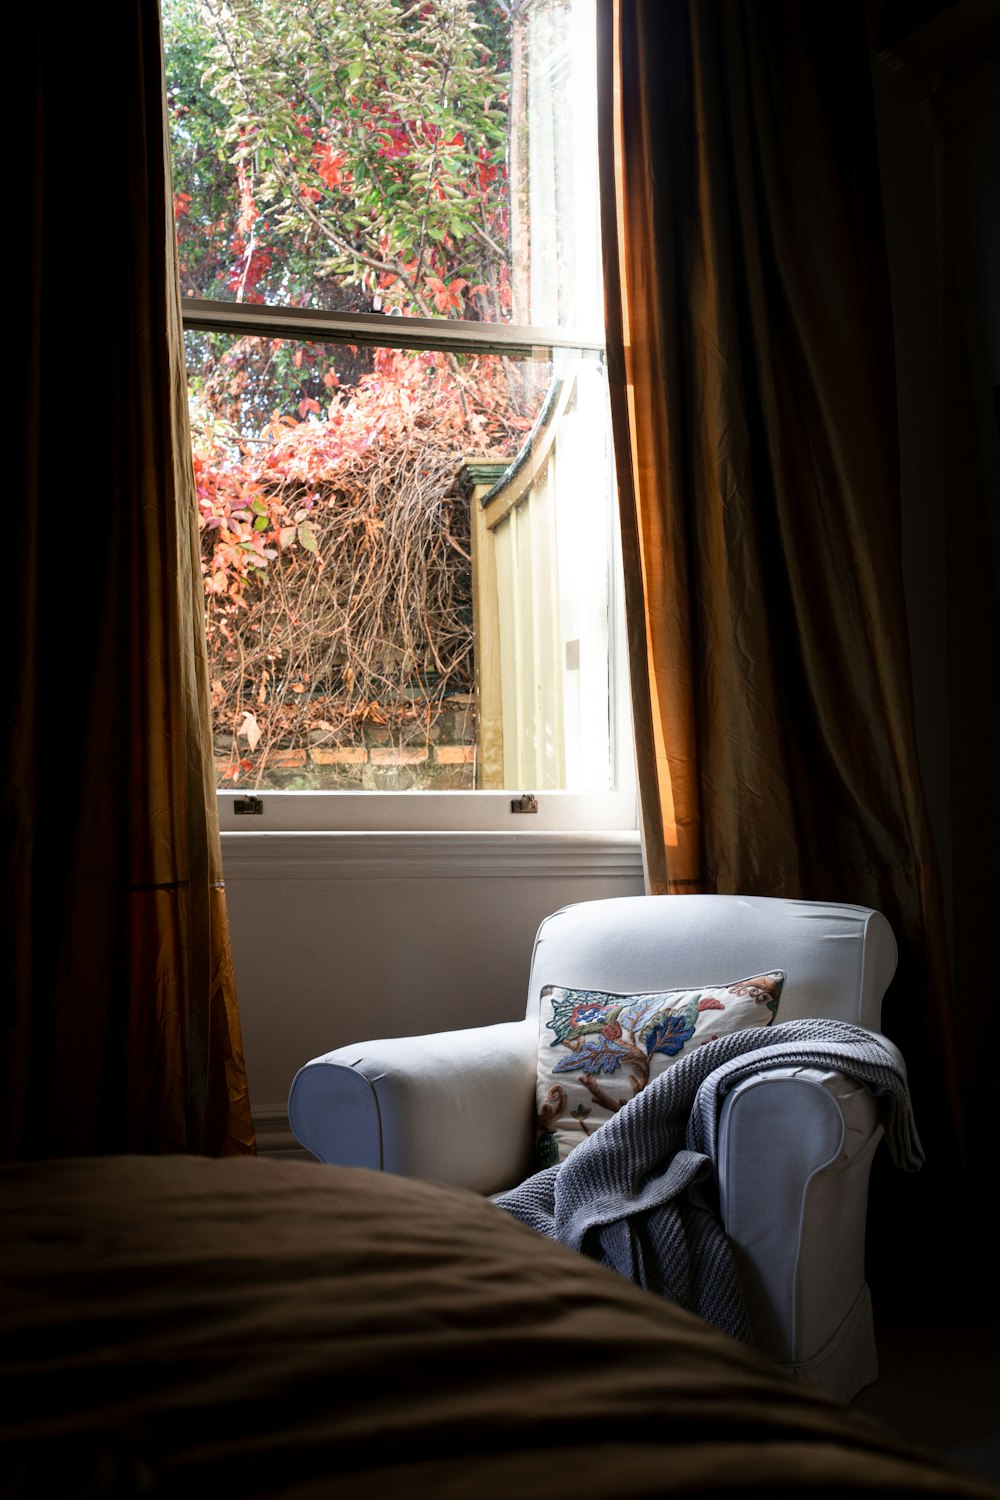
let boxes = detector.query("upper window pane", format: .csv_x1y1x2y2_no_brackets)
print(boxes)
164,0,601,332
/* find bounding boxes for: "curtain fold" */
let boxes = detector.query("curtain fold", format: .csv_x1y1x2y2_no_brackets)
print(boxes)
3,2,254,1158
597,0,964,1198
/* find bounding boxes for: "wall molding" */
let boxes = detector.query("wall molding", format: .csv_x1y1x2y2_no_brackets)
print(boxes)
221,828,644,881
253,1105,313,1160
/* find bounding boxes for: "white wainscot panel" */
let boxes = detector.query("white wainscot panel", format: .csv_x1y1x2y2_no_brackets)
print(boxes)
222,831,644,1149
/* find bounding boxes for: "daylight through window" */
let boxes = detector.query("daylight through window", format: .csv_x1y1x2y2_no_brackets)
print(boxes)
163,0,630,826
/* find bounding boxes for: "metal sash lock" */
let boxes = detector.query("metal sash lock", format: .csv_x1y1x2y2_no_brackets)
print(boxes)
510,793,538,814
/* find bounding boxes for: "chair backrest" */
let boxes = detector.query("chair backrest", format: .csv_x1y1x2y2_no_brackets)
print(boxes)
523,896,896,1032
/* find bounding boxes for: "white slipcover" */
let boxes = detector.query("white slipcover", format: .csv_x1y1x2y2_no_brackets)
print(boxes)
288,895,901,1402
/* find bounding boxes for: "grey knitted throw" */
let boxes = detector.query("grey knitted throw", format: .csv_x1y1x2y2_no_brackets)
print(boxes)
495,1020,922,1344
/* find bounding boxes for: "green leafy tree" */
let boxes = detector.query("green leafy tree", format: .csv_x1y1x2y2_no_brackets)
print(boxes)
166,0,241,300
173,0,512,320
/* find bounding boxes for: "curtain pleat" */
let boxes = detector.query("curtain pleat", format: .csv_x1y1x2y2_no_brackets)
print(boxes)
3,2,254,1158
597,0,964,1218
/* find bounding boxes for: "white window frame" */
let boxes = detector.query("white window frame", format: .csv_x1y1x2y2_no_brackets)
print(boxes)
179,0,635,837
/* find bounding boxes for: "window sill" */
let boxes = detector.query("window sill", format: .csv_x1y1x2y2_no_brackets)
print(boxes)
217,788,636,834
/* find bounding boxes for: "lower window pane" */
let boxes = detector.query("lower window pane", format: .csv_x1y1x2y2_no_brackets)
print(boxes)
187,334,614,792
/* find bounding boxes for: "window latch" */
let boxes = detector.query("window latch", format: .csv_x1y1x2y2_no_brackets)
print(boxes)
510,793,538,815
234,796,264,816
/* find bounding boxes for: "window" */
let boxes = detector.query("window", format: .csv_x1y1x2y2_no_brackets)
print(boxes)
164,0,633,831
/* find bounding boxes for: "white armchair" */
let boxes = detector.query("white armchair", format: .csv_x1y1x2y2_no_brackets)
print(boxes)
288,894,902,1403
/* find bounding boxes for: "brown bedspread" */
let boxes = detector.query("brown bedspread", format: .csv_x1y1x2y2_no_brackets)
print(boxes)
0,1156,994,1498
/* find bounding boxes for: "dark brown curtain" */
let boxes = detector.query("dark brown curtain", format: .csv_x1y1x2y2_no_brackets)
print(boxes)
597,0,965,1242
3,4,255,1158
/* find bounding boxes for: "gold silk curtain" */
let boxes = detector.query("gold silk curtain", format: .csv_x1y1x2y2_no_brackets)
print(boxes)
2,3,254,1158
596,1,964,1192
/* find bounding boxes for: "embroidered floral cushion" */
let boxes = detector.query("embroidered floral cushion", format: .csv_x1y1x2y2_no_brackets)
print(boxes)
535,971,785,1166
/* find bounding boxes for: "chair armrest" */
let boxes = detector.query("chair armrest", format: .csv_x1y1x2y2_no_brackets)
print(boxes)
717,1066,883,1402
288,1019,537,1196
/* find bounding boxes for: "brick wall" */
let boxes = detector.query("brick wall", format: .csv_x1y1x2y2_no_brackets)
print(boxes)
215,694,477,790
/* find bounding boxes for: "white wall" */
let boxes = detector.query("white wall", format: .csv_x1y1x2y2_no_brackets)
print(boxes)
223,830,644,1148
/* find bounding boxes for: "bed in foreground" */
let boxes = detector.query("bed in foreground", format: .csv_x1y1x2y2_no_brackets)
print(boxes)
1,1156,994,1498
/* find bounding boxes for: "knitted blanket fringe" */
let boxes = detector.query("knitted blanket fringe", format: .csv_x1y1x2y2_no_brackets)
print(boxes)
495,1020,922,1343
